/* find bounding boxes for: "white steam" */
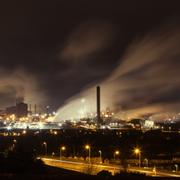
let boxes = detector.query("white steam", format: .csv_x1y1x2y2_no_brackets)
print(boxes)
55,24,180,121
0,68,47,110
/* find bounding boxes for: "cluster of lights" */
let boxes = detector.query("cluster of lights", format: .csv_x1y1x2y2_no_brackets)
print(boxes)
1,130,27,137
6,114,16,121
45,144,135,164
2,110,57,124
49,130,58,135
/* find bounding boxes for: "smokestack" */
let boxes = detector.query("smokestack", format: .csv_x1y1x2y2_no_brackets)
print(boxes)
16,96,24,105
97,86,101,128
34,104,37,114
29,104,31,111
29,104,32,114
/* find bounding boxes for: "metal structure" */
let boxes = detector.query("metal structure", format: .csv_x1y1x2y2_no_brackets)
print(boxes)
97,86,101,128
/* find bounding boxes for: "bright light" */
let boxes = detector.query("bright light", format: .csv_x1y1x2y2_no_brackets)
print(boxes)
134,147,141,167
22,130,26,134
39,122,44,129
7,126,12,130
10,114,16,121
46,116,55,122
115,150,120,155
85,145,90,149
81,98,85,103
58,123,62,127
61,146,66,150
43,142,47,145
134,148,140,154
13,132,17,136
41,115,45,119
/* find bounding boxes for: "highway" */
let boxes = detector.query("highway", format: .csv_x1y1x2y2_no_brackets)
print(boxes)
41,157,180,177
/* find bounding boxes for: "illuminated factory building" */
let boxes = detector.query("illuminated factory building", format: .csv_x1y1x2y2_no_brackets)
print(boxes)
6,97,28,118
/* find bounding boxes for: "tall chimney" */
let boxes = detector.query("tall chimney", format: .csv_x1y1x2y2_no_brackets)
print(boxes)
29,104,32,113
34,104,37,114
97,86,101,128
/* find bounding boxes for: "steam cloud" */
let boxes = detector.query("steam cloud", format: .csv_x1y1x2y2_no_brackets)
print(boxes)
55,23,180,121
0,68,47,110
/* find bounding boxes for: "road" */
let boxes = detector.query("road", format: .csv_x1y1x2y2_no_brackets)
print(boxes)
41,157,180,177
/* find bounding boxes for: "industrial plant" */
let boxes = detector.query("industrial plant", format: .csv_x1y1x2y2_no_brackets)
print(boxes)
0,86,179,132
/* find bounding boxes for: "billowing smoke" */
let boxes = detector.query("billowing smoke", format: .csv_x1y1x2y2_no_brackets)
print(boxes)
0,68,48,110
55,23,180,121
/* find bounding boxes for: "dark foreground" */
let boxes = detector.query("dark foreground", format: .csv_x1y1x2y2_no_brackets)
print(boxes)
0,166,179,180
0,129,179,179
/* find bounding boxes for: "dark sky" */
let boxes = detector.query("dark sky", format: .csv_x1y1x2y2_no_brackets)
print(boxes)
0,0,180,111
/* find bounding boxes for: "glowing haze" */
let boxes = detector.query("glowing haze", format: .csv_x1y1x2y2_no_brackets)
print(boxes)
55,23,180,122
0,69,47,110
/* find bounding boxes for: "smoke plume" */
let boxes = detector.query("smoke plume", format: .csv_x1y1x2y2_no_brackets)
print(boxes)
55,23,180,121
0,68,48,110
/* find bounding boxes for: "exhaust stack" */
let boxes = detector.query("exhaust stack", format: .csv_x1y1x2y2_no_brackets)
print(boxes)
97,86,101,128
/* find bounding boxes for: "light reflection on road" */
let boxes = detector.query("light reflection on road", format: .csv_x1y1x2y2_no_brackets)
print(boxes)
42,157,180,177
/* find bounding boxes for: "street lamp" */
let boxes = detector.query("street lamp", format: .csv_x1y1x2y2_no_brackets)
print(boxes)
12,139,17,150
85,145,91,163
134,148,141,167
60,146,66,160
175,164,178,172
144,158,148,167
99,150,102,163
43,142,47,156
114,150,120,160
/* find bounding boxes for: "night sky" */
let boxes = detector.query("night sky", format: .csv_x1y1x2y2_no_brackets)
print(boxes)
0,0,180,112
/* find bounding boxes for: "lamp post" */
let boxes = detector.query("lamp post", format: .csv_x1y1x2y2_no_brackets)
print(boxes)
12,139,17,150
144,158,148,167
43,142,47,156
99,150,102,163
134,148,141,167
175,164,178,172
60,146,66,160
85,145,91,163
114,150,120,160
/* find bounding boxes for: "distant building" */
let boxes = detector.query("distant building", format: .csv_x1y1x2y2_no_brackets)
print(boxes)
144,120,154,129
6,97,28,118
0,109,7,119
16,102,28,117
6,106,16,115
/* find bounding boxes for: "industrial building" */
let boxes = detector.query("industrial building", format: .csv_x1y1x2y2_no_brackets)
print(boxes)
6,98,28,118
